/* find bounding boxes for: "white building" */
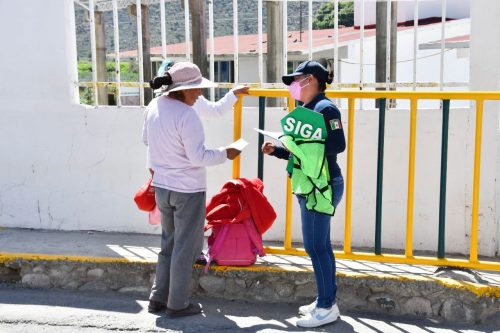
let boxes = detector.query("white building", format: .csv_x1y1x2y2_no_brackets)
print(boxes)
354,0,470,27
117,17,470,108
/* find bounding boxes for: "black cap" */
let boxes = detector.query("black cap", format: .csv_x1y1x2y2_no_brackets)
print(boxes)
282,60,329,86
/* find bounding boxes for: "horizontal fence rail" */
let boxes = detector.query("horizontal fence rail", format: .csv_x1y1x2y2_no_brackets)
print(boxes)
233,89,500,272
77,81,470,91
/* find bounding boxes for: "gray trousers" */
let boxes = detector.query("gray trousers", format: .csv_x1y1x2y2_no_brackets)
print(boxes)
149,187,205,310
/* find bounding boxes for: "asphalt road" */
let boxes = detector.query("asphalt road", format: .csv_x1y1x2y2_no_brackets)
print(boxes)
0,284,498,333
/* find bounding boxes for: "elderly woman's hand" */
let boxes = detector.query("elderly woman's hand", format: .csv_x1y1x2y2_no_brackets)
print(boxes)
226,148,242,160
232,86,250,96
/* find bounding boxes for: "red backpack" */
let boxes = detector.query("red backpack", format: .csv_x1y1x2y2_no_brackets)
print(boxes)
204,218,265,272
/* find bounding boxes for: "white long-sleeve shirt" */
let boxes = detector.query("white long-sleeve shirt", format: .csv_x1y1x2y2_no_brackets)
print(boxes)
142,96,228,193
192,91,237,118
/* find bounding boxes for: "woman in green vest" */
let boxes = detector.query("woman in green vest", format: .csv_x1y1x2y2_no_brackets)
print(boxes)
262,60,346,328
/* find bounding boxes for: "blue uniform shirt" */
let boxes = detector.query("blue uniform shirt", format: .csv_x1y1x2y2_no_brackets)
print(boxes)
272,93,346,179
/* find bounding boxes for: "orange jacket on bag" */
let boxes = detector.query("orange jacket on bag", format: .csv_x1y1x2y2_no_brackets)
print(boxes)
205,178,277,235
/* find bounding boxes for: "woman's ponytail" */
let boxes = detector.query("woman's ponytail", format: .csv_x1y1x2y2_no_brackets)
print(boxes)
149,73,173,90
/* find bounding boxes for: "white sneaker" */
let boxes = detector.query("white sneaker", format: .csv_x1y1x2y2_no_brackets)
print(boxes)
298,300,317,315
296,303,340,328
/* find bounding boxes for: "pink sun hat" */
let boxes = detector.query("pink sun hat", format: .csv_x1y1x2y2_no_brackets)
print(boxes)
164,62,216,93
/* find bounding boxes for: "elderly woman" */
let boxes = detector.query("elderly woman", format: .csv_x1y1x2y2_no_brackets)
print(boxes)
143,62,240,317
262,60,346,328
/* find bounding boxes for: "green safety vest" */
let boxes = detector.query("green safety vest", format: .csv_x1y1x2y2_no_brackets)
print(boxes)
279,107,334,215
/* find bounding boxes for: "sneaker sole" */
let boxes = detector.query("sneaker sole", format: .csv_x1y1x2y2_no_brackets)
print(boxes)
296,314,340,328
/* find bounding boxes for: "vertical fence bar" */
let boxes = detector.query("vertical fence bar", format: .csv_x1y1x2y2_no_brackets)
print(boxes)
413,0,419,91
135,0,144,107
284,96,295,250
208,0,215,101
308,0,313,60
470,99,484,262
88,0,98,106
112,0,121,107
438,99,450,258
344,98,355,254
282,0,288,78
385,0,391,91
233,0,239,84
406,98,418,257
184,0,191,61
257,0,263,84
160,0,167,60
440,0,446,91
232,96,243,179
375,98,386,255
285,178,293,250
257,97,266,181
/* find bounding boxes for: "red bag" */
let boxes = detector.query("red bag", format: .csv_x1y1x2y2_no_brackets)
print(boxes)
134,178,156,211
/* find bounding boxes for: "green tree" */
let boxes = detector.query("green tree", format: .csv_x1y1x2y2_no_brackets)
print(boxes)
77,61,139,82
77,61,139,105
313,2,354,29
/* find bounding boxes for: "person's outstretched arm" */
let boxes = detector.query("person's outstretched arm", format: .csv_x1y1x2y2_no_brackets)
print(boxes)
262,142,290,160
193,86,249,118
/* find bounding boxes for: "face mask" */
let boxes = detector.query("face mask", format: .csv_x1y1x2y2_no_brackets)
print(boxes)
288,76,310,100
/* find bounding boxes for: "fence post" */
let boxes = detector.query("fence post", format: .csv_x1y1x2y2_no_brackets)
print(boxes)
232,96,243,179
470,99,484,262
375,98,386,255
284,96,295,250
438,99,450,258
257,97,266,181
405,98,418,258
344,98,355,254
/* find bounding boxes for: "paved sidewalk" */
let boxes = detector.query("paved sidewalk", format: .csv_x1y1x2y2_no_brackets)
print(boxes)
1,227,499,325
1,227,499,286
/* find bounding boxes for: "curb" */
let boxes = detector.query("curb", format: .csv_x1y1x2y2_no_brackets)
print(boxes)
1,252,498,324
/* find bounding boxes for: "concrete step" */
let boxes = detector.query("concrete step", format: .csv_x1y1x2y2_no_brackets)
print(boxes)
0,228,499,325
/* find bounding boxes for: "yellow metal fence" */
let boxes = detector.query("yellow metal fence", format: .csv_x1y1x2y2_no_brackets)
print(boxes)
233,89,500,272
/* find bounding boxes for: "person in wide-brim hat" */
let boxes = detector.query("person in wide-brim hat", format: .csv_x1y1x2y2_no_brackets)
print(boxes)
143,61,240,318
163,62,216,93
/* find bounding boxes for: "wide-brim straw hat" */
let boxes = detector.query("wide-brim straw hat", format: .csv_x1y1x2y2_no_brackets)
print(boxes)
163,62,216,94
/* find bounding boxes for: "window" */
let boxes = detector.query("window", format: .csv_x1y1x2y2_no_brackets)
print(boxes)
214,60,234,100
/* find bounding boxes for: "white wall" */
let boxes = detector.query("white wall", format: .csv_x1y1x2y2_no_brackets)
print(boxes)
354,0,470,27
0,0,498,257
470,0,500,256
0,0,160,234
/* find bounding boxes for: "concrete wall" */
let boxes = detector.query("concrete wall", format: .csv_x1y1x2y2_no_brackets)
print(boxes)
0,0,159,234
0,0,498,257
354,0,470,27
470,0,500,255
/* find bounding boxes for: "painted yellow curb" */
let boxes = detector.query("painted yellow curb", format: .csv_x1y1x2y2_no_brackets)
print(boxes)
1,252,498,298
0,252,155,264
